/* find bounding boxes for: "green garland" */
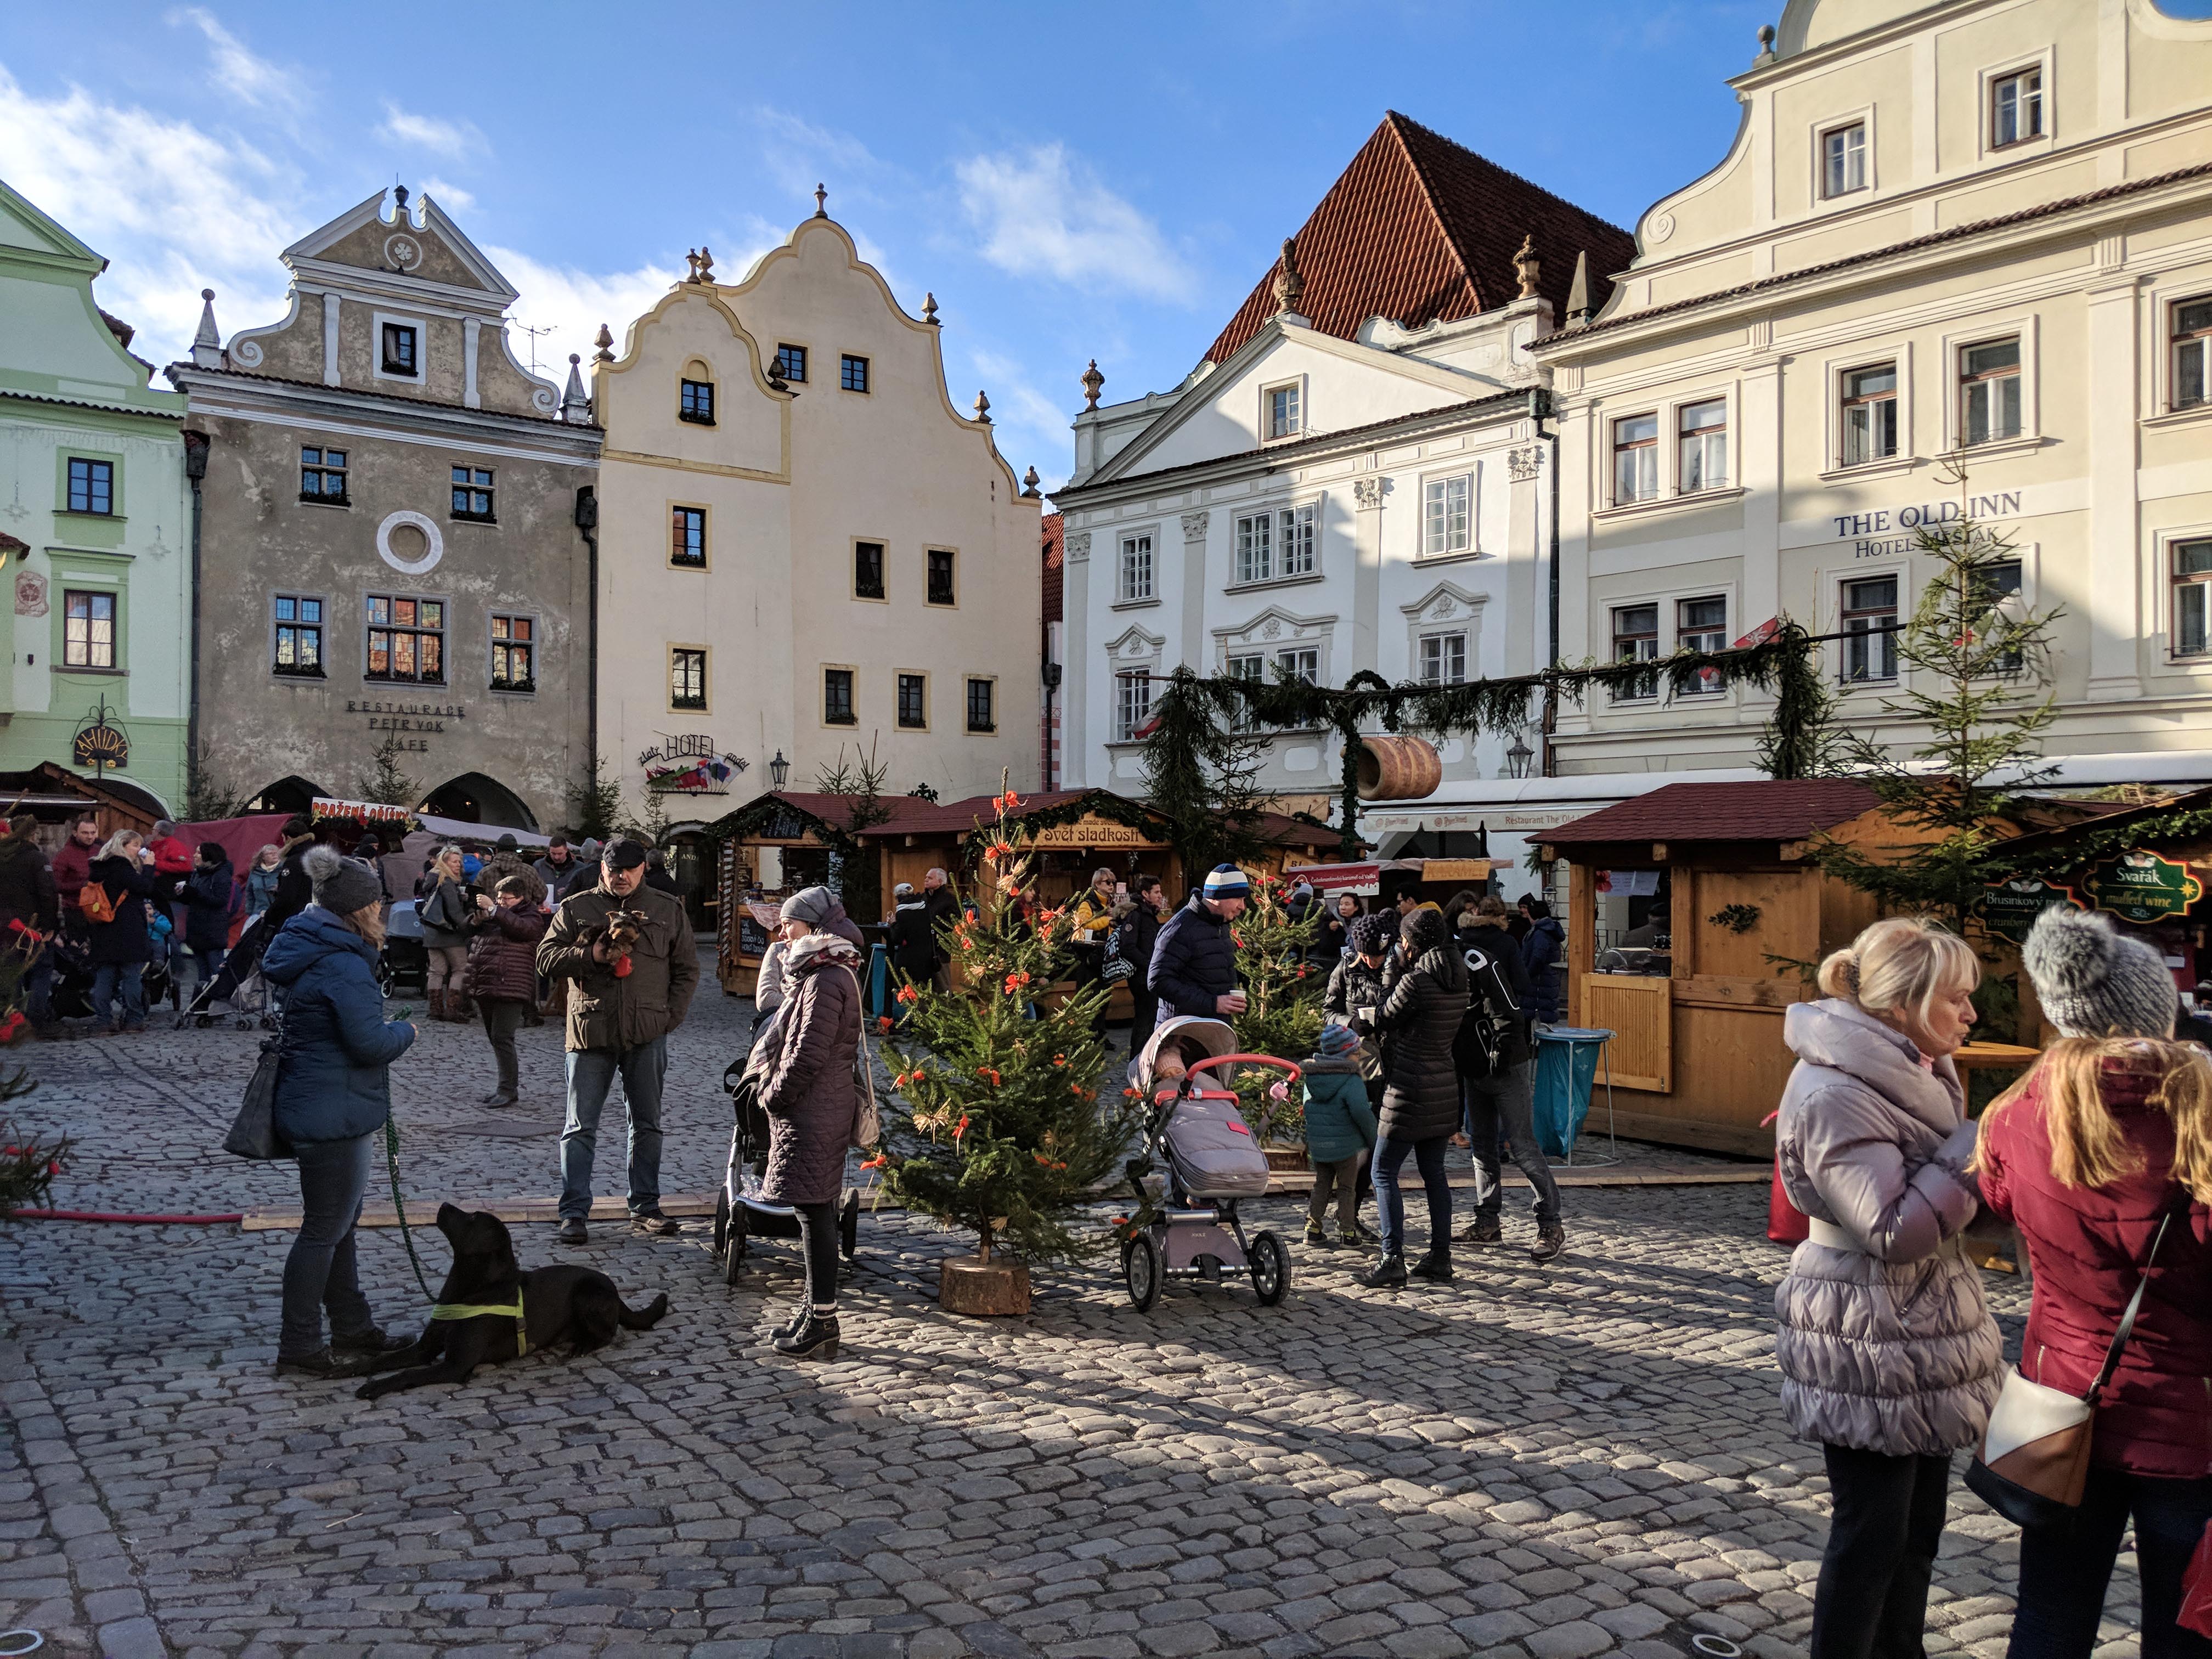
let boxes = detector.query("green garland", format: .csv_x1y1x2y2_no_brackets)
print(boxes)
952,789,1167,858
1982,804,2212,888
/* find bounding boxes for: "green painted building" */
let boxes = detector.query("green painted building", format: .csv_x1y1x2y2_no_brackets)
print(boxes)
0,177,189,812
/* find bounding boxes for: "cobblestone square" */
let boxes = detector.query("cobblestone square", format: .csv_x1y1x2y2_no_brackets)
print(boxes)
0,974,2124,1657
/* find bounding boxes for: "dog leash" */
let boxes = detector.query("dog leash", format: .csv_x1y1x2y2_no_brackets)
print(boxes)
382,1115,437,1305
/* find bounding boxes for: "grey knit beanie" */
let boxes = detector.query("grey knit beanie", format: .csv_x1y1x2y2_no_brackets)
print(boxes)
2022,906,2177,1040
303,844,383,917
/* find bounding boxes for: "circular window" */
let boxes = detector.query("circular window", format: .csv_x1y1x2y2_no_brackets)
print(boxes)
376,510,445,575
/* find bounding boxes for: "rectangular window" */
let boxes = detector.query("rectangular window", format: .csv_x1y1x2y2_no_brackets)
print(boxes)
966,676,995,733
1224,654,1264,731
63,590,116,669
840,354,868,393
1612,414,1658,504
273,594,324,676
774,344,808,383
1119,533,1153,602
1419,633,1467,686
65,458,113,516
854,540,885,600
1277,504,1317,577
1115,671,1152,742
450,465,494,521
1678,400,1729,493
1842,576,1899,682
1276,647,1318,684
822,667,855,725
1611,603,1659,701
1234,512,1272,583
1678,596,1728,695
300,446,348,503
1267,383,1301,439
1423,473,1471,557
896,673,927,729
679,379,715,424
2175,540,2212,657
926,548,955,606
670,506,707,568
1841,363,1899,465
671,647,708,710
1961,337,2023,446
1822,121,1867,198
381,322,418,376
365,594,445,684
1972,559,2025,672
1991,67,2043,148
490,613,534,690
2173,296,2211,411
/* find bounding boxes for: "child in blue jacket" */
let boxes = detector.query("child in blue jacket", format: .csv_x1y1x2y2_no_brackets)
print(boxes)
1302,1022,1379,1246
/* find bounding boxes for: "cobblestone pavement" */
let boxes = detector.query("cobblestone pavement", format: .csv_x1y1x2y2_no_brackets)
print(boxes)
0,963,2132,1658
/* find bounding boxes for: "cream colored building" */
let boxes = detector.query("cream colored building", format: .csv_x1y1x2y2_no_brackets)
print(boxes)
592,210,1042,822
1533,0,2212,786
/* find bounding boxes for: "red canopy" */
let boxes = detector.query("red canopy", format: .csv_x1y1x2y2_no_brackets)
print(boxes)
176,813,294,876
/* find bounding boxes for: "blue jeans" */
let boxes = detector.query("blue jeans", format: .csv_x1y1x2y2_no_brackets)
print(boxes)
280,1131,379,1358
559,1038,668,1220
2010,1467,2212,1659
21,953,53,1025
1372,1134,1452,1259
89,963,146,1028
175,944,226,1010
1466,1063,1560,1228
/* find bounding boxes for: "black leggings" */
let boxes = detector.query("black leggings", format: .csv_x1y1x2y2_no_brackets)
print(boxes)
1811,1444,1951,1659
795,1199,840,1308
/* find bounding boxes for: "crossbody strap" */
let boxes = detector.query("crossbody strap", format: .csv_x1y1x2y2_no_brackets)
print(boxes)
2087,1197,2186,1404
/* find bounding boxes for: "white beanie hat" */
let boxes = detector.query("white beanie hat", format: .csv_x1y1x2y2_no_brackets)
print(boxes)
2022,906,2177,1040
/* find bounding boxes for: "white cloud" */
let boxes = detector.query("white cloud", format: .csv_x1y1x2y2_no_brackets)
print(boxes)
955,143,1197,305
417,176,477,213
487,247,686,390
753,107,879,205
376,103,481,159
970,348,1074,493
171,8,302,113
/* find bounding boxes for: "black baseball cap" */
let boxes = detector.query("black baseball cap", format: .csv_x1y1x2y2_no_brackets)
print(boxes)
603,836,650,871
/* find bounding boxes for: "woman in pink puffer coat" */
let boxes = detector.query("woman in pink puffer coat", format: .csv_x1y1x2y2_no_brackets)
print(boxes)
1773,916,2004,1659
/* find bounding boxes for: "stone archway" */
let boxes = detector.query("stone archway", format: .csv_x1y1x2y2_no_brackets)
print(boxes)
418,772,539,832
245,775,327,816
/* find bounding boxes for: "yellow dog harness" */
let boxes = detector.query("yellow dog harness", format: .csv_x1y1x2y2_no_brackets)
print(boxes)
428,1292,527,1355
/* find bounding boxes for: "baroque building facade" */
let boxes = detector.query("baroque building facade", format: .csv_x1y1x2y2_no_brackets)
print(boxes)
1533,0,2212,788
590,205,1041,824
0,176,191,810
167,187,601,830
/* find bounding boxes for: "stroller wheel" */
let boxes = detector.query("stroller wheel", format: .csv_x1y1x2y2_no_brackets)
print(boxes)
723,1207,747,1286
1249,1231,1290,1306
839,1189,859,1262
712,1188,730,1261
1122,1233,1161,1312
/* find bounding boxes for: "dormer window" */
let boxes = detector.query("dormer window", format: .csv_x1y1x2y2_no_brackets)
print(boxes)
1821,122,1867,199
1266,382,1302,440
381,322,419,376
679,378,715,425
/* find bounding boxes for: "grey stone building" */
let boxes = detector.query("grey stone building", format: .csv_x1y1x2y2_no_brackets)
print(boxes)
167,187,600,831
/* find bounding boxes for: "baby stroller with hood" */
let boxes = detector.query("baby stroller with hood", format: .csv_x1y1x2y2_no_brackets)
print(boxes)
711,1025,859,1285
1119,1016,1299,1312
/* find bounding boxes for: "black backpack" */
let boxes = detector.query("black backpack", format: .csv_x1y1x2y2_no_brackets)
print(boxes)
1452,945,1513,1079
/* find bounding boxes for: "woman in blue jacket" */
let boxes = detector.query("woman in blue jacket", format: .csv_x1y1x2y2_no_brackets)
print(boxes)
261,847,417,1378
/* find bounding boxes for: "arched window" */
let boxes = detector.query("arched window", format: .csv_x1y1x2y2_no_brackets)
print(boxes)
679,359,716,426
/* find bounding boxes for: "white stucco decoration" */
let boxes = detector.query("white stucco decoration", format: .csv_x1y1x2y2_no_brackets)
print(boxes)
376,509,445,575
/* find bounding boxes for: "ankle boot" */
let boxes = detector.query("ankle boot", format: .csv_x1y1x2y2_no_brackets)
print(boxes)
428,989,448,1022
771,1301,810,1343
451,992,474,1024
774,1310,840,1361
1357,1253,1407,1289
1411,1246,1455,1283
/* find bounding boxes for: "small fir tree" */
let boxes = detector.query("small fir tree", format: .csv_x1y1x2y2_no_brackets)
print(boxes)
874,786,1142,1265
572,755,624,841
1228,879,1323,1143
1139,668,1272,879
815,738,893,922
0,1066,64,1218
360,735,421,808
183,745,244,822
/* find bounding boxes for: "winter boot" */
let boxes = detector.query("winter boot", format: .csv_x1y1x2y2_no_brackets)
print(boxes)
427,989,448,1022
1411,1246,1455,1283
1357,1253,1408,1289
1530,1226,1567,1263
771,1301,810,1343
1455,1217,1504,1245
450,992,475,1024
774,1308,841,1361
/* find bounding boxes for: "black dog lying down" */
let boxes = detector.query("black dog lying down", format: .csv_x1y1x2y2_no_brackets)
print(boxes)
358,1204,669,1399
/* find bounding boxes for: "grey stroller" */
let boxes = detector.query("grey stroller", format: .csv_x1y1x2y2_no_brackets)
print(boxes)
1119,1017,1297,1311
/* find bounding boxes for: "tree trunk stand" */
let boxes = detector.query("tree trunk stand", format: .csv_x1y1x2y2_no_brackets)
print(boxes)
939,1253,1031,1317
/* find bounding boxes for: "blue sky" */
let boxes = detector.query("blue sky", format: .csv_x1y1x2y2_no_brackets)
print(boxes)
9,1,2180,488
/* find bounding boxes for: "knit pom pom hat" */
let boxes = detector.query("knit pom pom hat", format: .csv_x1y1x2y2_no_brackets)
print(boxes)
2021,905,2177,1040
1314,1022,1363,1058
304,843,382,917
1348,912,1396,955
1203,864,1250,901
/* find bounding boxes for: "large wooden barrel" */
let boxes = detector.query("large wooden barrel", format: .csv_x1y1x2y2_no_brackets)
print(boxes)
1356,735,1443,801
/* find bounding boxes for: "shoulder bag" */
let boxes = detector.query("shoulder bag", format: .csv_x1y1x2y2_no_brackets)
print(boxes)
223,1011,290,1160
1966,1198,2185,1532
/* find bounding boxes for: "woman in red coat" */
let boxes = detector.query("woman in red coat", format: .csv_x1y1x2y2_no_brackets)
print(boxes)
1978,907,2212,1659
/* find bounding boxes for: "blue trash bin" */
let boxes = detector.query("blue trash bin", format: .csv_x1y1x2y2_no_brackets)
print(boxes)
1533,1027,1615,1160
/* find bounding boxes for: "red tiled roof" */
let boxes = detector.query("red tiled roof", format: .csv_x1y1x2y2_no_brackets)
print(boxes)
1041,512,1063,628
1544,781,1880,850
1205,111,1635,364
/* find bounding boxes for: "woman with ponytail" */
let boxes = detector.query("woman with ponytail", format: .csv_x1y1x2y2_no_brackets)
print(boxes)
1774,915,2004,1659
1979,906,2212,1658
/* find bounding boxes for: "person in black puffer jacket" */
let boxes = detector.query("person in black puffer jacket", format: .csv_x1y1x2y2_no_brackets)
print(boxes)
1325,911,1396,1113
1149,865,1249,1020
1353,907,1466,1287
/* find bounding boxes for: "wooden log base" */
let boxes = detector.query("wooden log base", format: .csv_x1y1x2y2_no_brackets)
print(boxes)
1263,1146,1311,1172
939,1256,1032,1317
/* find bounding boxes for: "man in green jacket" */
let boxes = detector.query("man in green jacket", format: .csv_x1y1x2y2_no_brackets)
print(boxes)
537,837,698,1242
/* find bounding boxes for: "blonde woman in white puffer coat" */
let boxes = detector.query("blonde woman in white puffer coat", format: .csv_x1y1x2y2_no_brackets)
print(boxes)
1773,915,2004,1659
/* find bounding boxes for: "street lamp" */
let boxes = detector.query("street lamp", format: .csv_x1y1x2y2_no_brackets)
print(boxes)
768,750,789,788
1505,733,1535,780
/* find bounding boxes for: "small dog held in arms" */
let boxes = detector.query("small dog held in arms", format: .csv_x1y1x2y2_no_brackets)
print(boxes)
357,1204,669,1400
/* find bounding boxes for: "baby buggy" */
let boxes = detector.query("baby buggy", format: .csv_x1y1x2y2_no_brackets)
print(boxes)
1120,1017,1298,1312
377,898,429,999
711,1053,858,1285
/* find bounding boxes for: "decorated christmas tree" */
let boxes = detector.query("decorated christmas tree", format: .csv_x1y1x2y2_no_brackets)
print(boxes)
1227,879,1324,1144
874,785,1143,1271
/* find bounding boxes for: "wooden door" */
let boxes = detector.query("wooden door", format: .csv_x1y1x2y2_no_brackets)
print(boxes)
1581,974,1673,1092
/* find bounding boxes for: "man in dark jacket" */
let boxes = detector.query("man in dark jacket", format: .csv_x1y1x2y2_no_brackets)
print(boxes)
1353,908,1465,1286
534,836,579,903
1119,874,1168,1053
0,815,59,1026
1149,865,1250,1020
1520,897,1565,1024
885,883,936,991
1459,902,1564,1261
481,832,548,908
50,812,99,936
921,867,957,992
538,837,698,1242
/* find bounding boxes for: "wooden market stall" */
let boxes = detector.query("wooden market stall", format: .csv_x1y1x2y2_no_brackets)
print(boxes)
1541,780,1892,1156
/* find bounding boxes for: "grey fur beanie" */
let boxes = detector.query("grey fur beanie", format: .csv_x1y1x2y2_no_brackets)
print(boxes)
2021,906,2177,1040
304,844,383,917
